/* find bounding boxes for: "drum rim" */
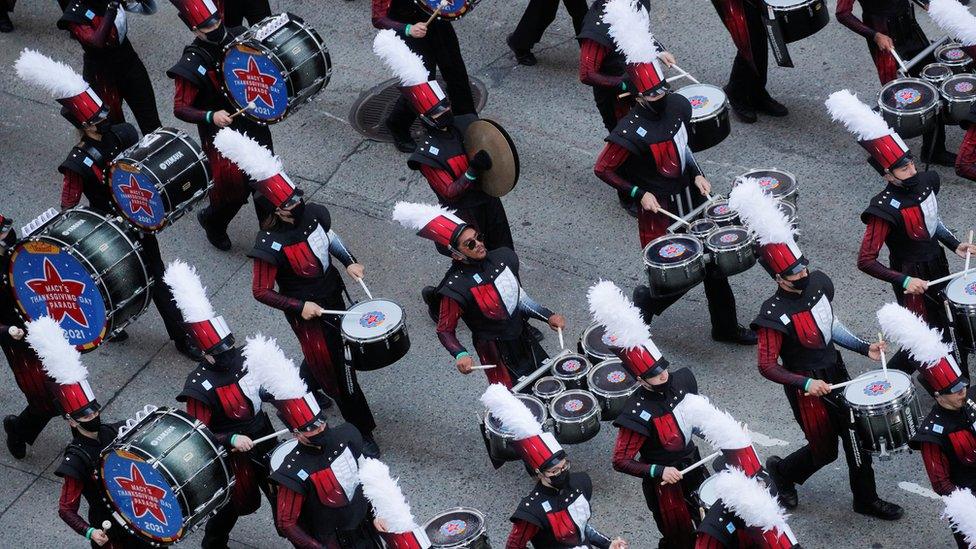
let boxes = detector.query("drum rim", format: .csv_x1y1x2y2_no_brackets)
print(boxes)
921,62,953,80
704,226,755,252
642,234,705,268
412,0,475,20
843,369,915,408
340,299,406,343
579,322,617,358
587,361,637,397
533,376,567,398
763,0,822,10
935,43,972,67
422,506,488,546
696,474,721,508
878,78,940,115
704,200,739,222
550,353,591,380
945,276,976,306
939,74,976,101
99,445,188,542
676,83,729,121
736,168,798,195
548,389,601,422
485,394,546,437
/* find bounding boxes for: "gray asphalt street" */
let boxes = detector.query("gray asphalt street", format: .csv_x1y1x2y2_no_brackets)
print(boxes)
0,0,973,546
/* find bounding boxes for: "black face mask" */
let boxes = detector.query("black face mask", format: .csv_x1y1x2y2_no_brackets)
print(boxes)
289,200,307,221
209,349,238,371
789,275,810,292
78,415,101,432
306,427,331,447
646,96,668,114
547,469,570,490
648,376,670,392
203,24,228,45
894,173,920,189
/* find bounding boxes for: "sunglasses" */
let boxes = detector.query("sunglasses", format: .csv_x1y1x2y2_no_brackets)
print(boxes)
462,233,484,250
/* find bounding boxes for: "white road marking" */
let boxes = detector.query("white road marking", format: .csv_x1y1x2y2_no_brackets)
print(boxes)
749,430,791,447
898,481,942,501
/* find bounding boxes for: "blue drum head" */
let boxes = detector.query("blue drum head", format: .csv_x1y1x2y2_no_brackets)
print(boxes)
415,0,473,19
223,44,288,122
102,450,184,543
110,165,167,231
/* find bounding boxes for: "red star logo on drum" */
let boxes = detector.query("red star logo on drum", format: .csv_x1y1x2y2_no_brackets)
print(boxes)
232,57,277,108
114,463,169,525
119,175,155,216
25,259,89,328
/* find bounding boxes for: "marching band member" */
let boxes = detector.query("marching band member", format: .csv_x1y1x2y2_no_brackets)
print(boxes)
942,489,976,549
14,49,195,359
480,385,627,549
729,178,902,520
215,129,380,456
392,202,565,388
167,0,275,251
358,457,432,548
165,260,277,549
27,317,146,548
826,91,976,344
592,0,754,345
57,0,161,134
507,0,587,66
588,280,706,548
1,216,59,460
372,0,476,153
253,335,380,548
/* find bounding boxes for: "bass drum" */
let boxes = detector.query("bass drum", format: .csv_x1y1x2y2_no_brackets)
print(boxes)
98,407,232,545
763,0,829,43
423,507,491,549
676,84,730,152
878,77,940,138
222,13,331,124
578,322,619,365
643,234,706,298
8,208,151,351
414,0,480,20
340,298,410,371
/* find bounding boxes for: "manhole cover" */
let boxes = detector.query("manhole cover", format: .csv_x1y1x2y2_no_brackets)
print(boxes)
349,76,488,141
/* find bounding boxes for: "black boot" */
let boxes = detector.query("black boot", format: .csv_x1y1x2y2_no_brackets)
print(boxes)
506,34,537,66
197,208,232,251
755,95,789,117
711,324,758,345
0,10,12,33
766,456,798,509
174,337,203,361
724,86,757,124
313,390,334,411
362,434,381,458
853,499,904,521
3,416,26,459
632,285,654,324
385,118,417,153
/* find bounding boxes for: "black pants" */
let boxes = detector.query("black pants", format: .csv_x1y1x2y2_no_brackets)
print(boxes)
223,0,270,27
139,235,185,342
644,265,739,333
723,0,770,105
9,405,53,445
508,0,588,51
84,52,160,135
639,451,707,549
455,197,514,251
386,23,475,133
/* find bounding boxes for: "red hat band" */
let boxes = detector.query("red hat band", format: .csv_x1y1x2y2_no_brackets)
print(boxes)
759,241,805,278
614,342,668,379
627,62,667,95
258,173,300,209
761,526,799,549
54,379,99,418
859,133,910,171
402,81,447,118
515,432,565,472
380,529,432,549
173,0,221,28
923,355,967,394
57,87,105,127
185,316,234,355
274,393,323,432
723,446,762,476
418,215,466,248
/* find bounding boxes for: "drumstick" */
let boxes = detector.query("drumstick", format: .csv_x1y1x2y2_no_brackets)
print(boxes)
657,207,692,227
965,230,973,280
229,101,256,119
889,48,910,76
470,364,497,370
356,277,373,300
102,520,112,531
249,428,291,446
828,379,860,391
678,451,721,475
557,326,565,350
317,308,364,316
668,64,700,85
424,0,448,24
878,332,889,382
928,268,976,286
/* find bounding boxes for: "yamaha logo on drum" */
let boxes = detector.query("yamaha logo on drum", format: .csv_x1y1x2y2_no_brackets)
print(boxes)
158,150,185,170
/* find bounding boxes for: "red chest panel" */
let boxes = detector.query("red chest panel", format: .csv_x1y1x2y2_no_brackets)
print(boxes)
470,283,508,320
214,383,253,421
446,154,469,178
949,429,976,466
650,140,681,178
899,205,931,241
92,164,104,183
283,242,323,277
790,310,825,349
310,468,349,507
652,412,686,452
544,509,582,545
81,16,121,45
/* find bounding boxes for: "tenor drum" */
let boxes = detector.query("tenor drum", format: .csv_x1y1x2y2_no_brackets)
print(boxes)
549,390,601,444
578,322,619,365
98,407,232,545
695,474,721,518
676,84,730,152
843,370,921,458
945,276,976,350
341,299,410,371
414,0,480,20
643,234,706,298
550,353,591,390
940,74,976,124
222,13,331,124
776,200,799,234
485,394,548,462
936,43,973,73
8,208,151,351
736,168,799,209
532,376,566,403
687,218,718,240
763,0,829,43
878,77,940,138
587,359,637,421
423,507,492,549
704,199,739,226
109,128,211,233
921,63,954,88
705,226,756,277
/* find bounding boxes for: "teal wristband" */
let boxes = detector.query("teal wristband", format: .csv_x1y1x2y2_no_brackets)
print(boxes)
230,434,238,446
404,24,411,36
206,111,213,124
464,171,477,181
649,464,657,477
803,378,812,392
85,527,95,540
620,82,627,91
630,186,639,198
455,351,470,359
902,276,912,290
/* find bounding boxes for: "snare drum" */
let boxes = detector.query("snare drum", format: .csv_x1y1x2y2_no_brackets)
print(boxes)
878,77,940,138
550,353,591,390
643,234,706,297
423,507,491,549
222,13,331,124
705,226,756,277
936,42,973,73
688,218,718,240
587,359,637,421
340,299,409,371
921,63,954,88
414,0,480,20
763,0,829,43
695,475,720,518
578,322,619,365
736,168,799,209
98,407,232,545
843,370,921,458
940,74,976,124
532,376,566,403
944,276,976,350
549,390,601,444
485,394,548,462
109,128,211,232
704,199,739,226
8,208,152,351
676,84,730,152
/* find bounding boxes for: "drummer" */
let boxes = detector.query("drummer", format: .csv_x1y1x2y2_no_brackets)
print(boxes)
479,385,627,549
165,259,278,548
25,317,146,548
358,457,433,547
213,129,380,457
371,0,476,154
392,202,565,388
167,0,275,252
15,50,197,359
587,280,707,547
592,0,755,346
728,179,902,520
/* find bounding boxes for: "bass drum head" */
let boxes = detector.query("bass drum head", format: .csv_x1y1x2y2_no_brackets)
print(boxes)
946,276,976,306
423,507,486,546
414,0,474,20
341,299,404,342
643,235,703,267
101,449,186,543
580,322,619,363
487,394,546,434
677,84,726,120
704,200,738,225
587,359,637,397
533,376,566,401
110,162,167,231
551,354,590,379
921,63,954,84
549,390,598,422
705,226,752,251
941,74,976,100
688,219,718,240
738,168,797,203
879,78,938,114
697,475,720,510
223,39,289,122
843,370,913,407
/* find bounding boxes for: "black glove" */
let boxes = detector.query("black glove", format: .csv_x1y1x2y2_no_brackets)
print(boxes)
469,150,493,173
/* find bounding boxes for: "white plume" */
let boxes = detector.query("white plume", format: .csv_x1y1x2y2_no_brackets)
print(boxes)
213,128,283,181
942,488,976,547
825,89,892,140
729,177,796,245
480,384,542,439
711,468,789,532
14,49,88,99
929,0,976,47
243,333,306,399
877,303,951,366
587,280,651,349
373,29,429,86
604,0,660,63
680,394,752,450
358,457,418,534
25,316,87,384
163,259,215,323
392,201,463,231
